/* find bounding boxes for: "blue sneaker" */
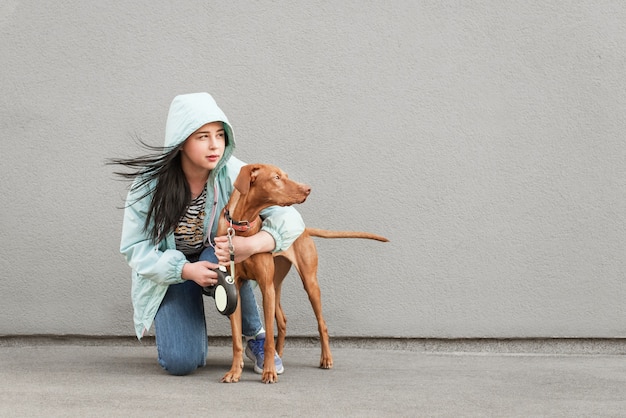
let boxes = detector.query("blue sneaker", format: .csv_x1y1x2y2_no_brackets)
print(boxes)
245,333,284,375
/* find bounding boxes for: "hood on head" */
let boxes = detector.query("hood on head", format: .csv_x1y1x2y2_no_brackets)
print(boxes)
164,92,235,163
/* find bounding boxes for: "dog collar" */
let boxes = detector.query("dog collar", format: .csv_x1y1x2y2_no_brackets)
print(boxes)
224,209,257,232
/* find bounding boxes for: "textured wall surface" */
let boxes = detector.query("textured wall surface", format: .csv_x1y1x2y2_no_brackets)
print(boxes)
1,1,624,338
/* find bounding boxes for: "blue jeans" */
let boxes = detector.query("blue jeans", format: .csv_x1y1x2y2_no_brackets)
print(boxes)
153,246,264,376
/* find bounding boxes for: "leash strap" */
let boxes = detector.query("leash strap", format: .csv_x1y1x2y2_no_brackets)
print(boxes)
227,224,236,279
204,183,219,249
203,182,236,278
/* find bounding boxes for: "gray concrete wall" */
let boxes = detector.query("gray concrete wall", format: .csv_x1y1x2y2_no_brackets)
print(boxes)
1,1,624,339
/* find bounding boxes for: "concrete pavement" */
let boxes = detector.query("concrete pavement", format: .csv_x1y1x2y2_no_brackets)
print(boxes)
1,337,625,417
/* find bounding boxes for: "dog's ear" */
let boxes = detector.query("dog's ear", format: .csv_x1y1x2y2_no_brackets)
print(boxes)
233,165,260,195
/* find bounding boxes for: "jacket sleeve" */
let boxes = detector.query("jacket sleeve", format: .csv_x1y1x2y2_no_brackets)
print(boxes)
119,183,188,285
259,205,305,252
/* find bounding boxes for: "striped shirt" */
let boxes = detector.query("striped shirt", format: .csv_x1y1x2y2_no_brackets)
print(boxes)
174,188,206,256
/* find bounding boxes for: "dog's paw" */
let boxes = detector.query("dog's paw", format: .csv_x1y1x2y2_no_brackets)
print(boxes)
320,355,333,369
261,370,278,384
220,370,242,383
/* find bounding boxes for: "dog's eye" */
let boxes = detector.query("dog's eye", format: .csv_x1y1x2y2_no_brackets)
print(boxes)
274,175,280,180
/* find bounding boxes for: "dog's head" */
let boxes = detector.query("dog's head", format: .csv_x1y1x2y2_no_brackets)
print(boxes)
234,164,311,207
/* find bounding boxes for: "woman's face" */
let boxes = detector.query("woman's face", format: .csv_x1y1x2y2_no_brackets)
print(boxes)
180,121,226,175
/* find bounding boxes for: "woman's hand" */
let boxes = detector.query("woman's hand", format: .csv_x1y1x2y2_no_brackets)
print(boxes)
214,231,275,265
181,261,219,287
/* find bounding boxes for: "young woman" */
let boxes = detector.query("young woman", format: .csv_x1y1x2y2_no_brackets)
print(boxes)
112,92,305,376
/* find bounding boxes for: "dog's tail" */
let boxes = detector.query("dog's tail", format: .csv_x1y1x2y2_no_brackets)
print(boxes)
305,228,389,242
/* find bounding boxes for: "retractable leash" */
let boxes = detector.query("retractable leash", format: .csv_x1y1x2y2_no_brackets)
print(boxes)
203,265,237,316
202,183,238,316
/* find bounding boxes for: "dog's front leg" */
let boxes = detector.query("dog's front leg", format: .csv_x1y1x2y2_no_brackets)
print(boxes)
257,278,278,384
221,289,244,383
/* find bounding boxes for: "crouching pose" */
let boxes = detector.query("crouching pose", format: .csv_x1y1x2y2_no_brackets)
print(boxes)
112,92,304,376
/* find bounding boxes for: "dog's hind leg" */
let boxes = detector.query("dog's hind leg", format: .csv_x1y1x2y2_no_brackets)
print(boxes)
290,238,333,369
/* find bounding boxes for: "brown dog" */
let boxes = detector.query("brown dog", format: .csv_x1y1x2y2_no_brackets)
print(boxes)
218,164,388,383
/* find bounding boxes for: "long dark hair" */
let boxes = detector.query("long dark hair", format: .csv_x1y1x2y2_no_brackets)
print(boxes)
108,138,191,244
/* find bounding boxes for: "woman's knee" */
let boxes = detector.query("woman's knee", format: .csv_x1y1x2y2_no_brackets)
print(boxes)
159,351,205,376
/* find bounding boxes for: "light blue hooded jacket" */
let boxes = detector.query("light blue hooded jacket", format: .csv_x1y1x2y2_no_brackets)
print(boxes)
120,92,305,339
